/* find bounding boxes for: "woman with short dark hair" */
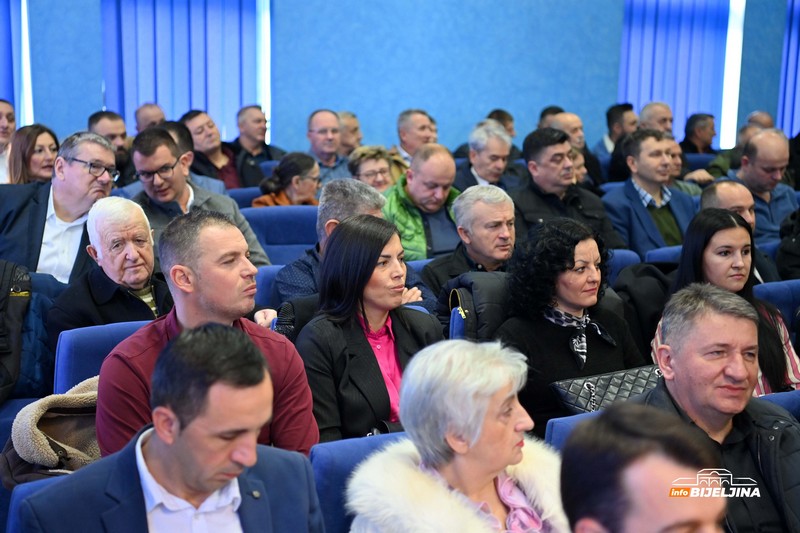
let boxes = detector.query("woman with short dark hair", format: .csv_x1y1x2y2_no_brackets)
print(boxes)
295,214,443,441
496,218,644,435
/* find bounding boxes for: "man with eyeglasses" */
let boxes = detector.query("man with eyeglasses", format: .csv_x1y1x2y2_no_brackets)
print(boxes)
0,132,116,283
130,128,270,266
306,109,351,187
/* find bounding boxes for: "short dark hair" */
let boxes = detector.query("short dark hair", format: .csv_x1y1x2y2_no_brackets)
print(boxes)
606,103,634,132
507,217,607,318
159,210,237,286
318,214,399,330
684,113,714,137
620,128,665,160
561,403,720,532
539,105,564,121
88,110,124,130
131,127,181,160
178,109,205,124
522,127,570,162
237,104,262,123
260,152,316,194
150,323,269,428
158,121,194,153
487,109,513,127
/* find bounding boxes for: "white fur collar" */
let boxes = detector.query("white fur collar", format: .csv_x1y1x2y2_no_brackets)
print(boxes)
346,438,570,533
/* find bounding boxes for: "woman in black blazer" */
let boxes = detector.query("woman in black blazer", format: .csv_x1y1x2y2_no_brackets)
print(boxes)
295,215,443,442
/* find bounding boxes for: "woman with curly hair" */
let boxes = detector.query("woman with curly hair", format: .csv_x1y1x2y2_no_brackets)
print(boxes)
495,218,645,436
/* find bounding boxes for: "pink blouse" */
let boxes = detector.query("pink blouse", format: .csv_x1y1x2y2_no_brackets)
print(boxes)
358,315,402,422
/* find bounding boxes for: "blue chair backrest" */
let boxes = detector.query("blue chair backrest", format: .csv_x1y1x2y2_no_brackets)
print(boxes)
259,160,280,177
754,279,800,331
759,240,780,261
684,153,715,171
228,186,263,209
645,245,682,263
310,433,406,533
255,265,284,309
54,321,149,394
7,476,64,533
607,248,640,287
544,411,599,450
600,181,624,194
241,206,318,265
761,390,800,419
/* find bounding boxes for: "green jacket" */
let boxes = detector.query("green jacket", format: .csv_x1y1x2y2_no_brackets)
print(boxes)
382,175,460,261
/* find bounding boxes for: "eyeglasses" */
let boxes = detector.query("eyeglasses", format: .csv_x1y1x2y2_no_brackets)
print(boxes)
356,168,391,181
301,174,321,184
135,160,180,182
68,157,120,182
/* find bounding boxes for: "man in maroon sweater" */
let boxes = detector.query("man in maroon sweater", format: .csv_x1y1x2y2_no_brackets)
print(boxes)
96,209,319,456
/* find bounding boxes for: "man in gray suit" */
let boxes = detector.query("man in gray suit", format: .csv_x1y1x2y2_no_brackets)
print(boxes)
130,128,270,266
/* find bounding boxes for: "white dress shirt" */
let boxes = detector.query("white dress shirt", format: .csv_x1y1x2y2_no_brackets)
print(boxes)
36,188,88,283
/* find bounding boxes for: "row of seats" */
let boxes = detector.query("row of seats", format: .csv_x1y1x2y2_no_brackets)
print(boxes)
644,241,781,263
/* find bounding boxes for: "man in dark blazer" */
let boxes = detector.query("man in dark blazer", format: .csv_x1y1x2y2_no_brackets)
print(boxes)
602,129,696,259
46,196,174,351
452,121,526,193
0,132,116,283
16,324,324,533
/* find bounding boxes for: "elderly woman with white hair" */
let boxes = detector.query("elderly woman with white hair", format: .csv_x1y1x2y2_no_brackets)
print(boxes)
346,340,569,532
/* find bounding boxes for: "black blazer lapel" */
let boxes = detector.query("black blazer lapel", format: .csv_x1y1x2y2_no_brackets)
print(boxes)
342,321,391,421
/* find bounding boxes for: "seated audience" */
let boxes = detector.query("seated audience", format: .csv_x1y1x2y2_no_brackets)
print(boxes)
88,110,136,186
0,132,116,283
46,197,172,350
7,124,59,184
252,152,320,207
724,128,796,244
0,98,16,183
701,181,780,282
180,109,256,188
706,123,761,179
272,178,435,311
550,111,604,185
637,283,800,532
651,208,800,394
664,136,702,196
96,210,317,456
511,127,625,248
337,110,362,157
592,102,638,158
747,110,775,129
561,403,724,533
537,105,564,129
452,120,525,192
383,143,460,261
295,215,443,441
496,218,644,436
347,339,569,532
231,105,286,175
602,129,696,259
18,324,324,532
422,185,515,297
306,109,350,186
680,112,717,154
130,127,269,266
134,102,166,133
348,145,394,193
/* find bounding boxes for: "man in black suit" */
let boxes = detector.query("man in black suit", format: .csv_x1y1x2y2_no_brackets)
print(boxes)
452,121,525,193
0,131,116,283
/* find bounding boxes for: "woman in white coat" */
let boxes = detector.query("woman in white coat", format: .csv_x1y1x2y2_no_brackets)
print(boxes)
346,340,569,533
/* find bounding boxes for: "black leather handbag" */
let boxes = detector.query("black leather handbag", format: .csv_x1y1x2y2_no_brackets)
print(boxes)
550,365,663,414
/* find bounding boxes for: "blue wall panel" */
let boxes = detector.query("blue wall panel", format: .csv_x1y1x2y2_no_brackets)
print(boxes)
270,0,625,152
739,0,786,132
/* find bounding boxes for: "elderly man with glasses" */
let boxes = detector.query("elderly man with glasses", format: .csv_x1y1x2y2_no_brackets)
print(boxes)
130,128,270,267
0,131,117,283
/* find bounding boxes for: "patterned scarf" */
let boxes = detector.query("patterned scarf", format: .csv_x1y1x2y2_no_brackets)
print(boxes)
543,306,617,369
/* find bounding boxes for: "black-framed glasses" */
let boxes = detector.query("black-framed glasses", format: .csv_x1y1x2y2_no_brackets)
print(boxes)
68,157,120,182
135,159,180,183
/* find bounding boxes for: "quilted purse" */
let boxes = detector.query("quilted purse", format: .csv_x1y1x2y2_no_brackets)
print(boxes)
550,365,663,414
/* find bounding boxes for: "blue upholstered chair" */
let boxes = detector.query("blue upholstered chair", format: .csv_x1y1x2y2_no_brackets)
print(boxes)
255,265,284,309
228,186,263,209
644,245,683,263
53,321,149,394
761,390,800,419
599,181,624,194
753,279,800,332
259,159,280,178
310,433,406,533
607,248,640,286
241,206,318,265
544,411,599,450
684,153,715,171
759,240,780,261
